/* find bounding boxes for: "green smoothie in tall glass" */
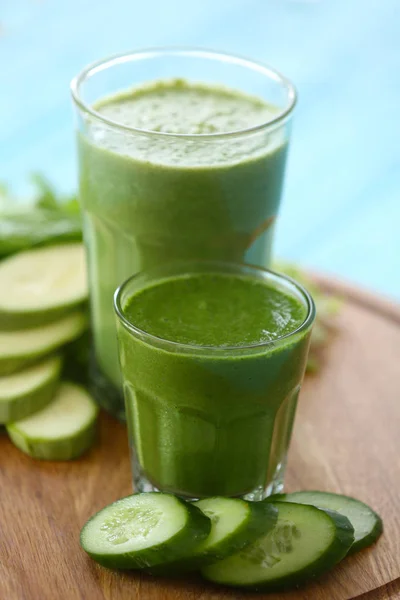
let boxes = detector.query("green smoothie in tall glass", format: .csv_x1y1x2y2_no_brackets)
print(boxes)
115,262,314,499
73,51,296,418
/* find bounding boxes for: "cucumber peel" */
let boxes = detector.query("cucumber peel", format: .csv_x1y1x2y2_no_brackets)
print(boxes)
0,243,87,329
269,490,383,554
0,311,87,375
81,492,211,570
0,355,62,423
7,381,98,460
192,497,278,568
150,497,278,573
202,501,354,591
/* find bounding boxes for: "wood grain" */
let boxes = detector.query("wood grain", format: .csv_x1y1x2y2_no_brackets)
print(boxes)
0,281,399,600
355,578,400,600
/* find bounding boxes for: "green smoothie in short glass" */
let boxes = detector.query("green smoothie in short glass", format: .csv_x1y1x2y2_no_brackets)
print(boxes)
115,262,315,499
72,50,296,418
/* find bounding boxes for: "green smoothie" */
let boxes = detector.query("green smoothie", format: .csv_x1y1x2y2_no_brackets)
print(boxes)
116,266,314,498
78,79,290,405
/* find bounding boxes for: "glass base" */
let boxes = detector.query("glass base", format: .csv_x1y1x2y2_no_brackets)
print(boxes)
89,352,126,421
242,461,286,501
132,449,287,501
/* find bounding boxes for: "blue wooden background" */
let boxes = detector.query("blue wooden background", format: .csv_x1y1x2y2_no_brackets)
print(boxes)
1,0,399,298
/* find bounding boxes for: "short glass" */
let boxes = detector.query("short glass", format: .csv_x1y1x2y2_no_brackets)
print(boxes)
114,261,315,500
71,48,297,420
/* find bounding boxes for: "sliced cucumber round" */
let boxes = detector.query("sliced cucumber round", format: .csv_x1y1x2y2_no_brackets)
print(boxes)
151,497,278,574
269,491,383,554
0,355,62,423
7,382,98,460
0,243,88,329
80,492,211,570
202,501,354,591
192,498,278,568
0,311,87,375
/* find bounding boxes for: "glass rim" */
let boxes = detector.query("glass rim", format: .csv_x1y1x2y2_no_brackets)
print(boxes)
114,260,315,354
70,46,297,141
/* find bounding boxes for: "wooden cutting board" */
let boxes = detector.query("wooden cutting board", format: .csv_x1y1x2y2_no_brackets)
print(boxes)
1,277,399,600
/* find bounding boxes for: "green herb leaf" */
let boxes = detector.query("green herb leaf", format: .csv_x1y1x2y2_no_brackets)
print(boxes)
0,176,83,258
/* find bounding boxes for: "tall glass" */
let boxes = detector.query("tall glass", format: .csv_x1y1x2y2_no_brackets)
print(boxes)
71,48,297,419
114,261,315,500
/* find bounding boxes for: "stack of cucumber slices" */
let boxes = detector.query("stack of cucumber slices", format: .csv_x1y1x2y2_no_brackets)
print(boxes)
81,490,383,592
0,243,98,459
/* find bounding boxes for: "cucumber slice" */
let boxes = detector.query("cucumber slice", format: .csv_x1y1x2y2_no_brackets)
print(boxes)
192,498,278,568
0,311,87,375
0,243,87,329
202,501,354,591
7,382,98,460
0,355,62,423
80,493,211,570
270,491,383,554
151,497,278,573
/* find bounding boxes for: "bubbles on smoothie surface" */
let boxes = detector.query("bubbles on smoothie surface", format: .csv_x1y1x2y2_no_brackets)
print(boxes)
92,79,284,166
96,78,277,135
